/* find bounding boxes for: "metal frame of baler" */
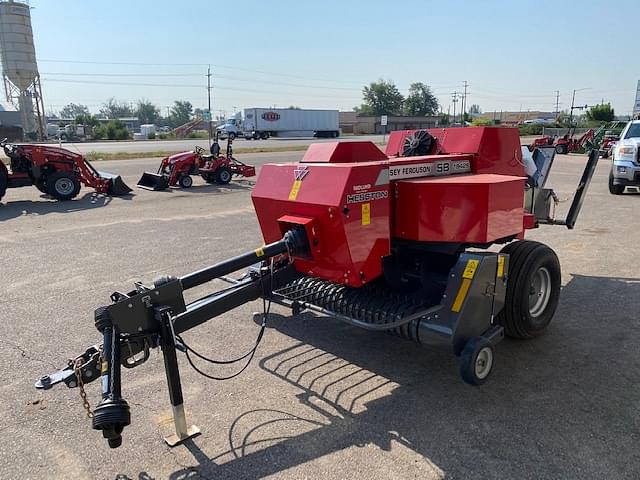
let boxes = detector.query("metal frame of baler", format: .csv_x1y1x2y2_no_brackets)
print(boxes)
34,139,600,449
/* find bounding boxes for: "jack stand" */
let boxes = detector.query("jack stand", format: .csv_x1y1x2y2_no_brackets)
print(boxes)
157,307,200,447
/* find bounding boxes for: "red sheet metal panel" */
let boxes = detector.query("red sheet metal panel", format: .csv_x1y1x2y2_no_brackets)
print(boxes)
385,127,525,177
301,141,388,163
252,161,390,286
393,173,525,243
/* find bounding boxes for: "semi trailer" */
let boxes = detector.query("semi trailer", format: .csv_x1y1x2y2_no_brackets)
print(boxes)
217,108,339,140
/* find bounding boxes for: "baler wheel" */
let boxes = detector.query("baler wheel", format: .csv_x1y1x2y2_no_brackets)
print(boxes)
215,167,232,185
496,240,560,339
47,171,81,200
460,337,494,385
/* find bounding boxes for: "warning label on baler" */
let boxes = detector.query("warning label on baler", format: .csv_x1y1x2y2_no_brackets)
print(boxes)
388,159,471,180
361,203,371,225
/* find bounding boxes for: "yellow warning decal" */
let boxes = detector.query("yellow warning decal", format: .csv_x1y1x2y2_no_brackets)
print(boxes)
101,361,108,374
255,247,265,257
497,255,505,279
288,180,302,200
462,259,479,279
361,203,371,225
452,278,472,312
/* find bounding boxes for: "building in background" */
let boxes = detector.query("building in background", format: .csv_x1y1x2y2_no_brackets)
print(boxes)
0,0,45,139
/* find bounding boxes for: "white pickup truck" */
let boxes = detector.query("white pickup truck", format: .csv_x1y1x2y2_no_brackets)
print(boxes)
609,120,640,194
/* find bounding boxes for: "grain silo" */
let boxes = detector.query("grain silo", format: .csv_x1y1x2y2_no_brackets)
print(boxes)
0,0,44,139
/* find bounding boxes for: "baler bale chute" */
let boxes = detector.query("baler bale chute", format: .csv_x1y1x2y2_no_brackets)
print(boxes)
137,140,255,191
0,141,131,201
36,127,599,450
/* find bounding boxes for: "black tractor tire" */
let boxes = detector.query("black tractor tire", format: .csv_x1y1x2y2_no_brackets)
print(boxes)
47,171,81,200
555,144,567,155
460,337,495,386
214,166,232,185
228,132,236,141
34,178,47,193
0,167,7,201
496,240,561,339
608,173,624,195
178,174,193,188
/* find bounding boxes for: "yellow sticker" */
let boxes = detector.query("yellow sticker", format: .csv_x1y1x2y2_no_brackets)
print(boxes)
497,255,505,279
288,180,302,200
361,203,371,225
101,361,108,374
452,278,472,313
462,259,479,279
255,247,265,257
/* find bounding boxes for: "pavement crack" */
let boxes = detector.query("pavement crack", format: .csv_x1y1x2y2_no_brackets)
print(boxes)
1,339,58,369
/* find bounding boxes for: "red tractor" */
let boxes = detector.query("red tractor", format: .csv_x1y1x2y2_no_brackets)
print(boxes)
530,128,594,155
137,140,255,191
0,141,131,202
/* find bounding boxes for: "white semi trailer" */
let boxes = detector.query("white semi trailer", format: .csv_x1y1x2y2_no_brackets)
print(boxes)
217,108,339,140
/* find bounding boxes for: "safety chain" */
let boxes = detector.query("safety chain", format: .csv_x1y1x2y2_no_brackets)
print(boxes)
73,357,94,418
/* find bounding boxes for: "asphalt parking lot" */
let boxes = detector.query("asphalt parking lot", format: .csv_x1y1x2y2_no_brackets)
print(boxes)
0,148,638,480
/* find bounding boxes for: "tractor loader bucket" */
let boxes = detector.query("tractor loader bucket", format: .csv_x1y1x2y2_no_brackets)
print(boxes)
97,170,133,195
136,171,169,191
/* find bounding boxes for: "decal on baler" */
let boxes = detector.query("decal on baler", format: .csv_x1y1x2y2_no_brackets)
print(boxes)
288,180,302,200
388,159,471,180
452,259,480,313
346,190,388,204
361,203,370,225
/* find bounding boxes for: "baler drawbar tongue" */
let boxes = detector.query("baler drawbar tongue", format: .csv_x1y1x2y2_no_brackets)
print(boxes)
97,170,132,195
136,171,169,191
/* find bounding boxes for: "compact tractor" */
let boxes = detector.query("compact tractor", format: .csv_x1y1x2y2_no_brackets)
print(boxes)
36,127,598,449
137,140,255,191
0,141,131,202
530,128,595,155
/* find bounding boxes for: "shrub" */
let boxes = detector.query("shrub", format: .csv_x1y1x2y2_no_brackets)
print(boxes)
147,132,156,140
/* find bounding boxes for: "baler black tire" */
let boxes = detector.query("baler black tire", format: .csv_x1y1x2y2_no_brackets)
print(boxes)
215,166,232,185
47,171,81,200
460,336,494,386
608,173,624,195
496,240,560,339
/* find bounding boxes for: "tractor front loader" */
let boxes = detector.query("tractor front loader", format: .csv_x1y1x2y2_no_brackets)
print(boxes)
36,127,598,450
0,141,131,202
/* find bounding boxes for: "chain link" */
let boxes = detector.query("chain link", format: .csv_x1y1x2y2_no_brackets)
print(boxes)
73,357,94,418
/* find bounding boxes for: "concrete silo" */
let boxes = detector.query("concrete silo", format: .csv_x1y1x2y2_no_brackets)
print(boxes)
0,0,44,139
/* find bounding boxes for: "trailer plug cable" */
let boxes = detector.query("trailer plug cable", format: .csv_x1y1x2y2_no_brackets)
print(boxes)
177,259,274,381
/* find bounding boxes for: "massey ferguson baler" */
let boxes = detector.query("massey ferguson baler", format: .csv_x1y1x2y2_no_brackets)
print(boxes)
36,127,598,449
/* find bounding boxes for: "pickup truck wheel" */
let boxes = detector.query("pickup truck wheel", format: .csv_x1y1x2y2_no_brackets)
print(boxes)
608,173,625,195
47,171,81,200
495,240,560,339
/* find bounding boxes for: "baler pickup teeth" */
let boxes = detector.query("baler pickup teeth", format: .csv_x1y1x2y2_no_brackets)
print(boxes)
137,172,169,191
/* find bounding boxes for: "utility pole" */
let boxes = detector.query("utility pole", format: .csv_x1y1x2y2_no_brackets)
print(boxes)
554,90,560,120
462,81,469,126
207,66,213,144
451,92,459,125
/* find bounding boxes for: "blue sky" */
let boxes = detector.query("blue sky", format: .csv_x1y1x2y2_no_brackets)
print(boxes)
27,0,640,118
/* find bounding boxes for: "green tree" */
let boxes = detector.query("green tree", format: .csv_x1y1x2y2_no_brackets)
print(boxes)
59,103,89,119
403,82,439,116
586,103,614,122
169,100,193,127
136,99,160,124
439,113,450,126
104,120,131,140
358,80,404,116
74,113,99,127
99,98,134,119
469,104,481,115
